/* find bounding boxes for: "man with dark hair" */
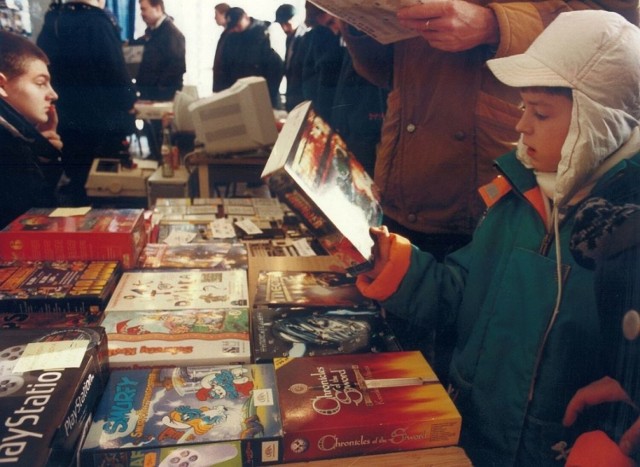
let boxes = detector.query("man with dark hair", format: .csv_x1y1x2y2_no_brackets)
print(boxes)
275,4,296,30
218,7,284,107
212,3,230,92
134,0,185,159
0,31,62,227
135,0,185,102
274,3,309,111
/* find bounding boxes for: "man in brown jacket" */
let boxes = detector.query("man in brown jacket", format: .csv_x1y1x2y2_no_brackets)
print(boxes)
341,0,638,380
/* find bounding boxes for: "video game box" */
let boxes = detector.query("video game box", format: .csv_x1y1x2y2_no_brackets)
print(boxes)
0,327,109,466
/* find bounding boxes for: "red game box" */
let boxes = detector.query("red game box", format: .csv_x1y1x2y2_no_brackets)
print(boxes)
274,351,461,462
0,208,147,269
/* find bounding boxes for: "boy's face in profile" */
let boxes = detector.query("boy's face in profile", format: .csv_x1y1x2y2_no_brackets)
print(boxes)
516,90,573,172
0,58,57,126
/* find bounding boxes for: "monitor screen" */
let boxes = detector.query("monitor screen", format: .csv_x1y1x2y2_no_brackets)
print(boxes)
189,76,278,155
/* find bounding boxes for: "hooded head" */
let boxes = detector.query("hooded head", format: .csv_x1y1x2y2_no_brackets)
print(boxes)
487,11,640,207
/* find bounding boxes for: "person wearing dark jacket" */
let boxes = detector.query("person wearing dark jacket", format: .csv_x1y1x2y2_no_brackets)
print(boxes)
330,51,387,178
37,0,136,206
212,3,230,93
299,9,341,122
562,198,640,466
218,7,284,107
134,0,185,101
0,31,62,228
133,0,185,160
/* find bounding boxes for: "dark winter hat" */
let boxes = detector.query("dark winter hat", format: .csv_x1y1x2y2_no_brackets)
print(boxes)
225,7,246,30
275,4,296,24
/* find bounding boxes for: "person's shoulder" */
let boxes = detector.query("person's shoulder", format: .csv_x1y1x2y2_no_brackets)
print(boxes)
166,18,185,40
248,18,269,34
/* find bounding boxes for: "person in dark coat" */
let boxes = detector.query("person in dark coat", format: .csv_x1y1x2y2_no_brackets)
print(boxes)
330,51,387,178
37,0,136,206
274,3,309,112
133,0,185,159
299,8,342,122
134,0,185,101
0,31,62,228
212,2,230,93
563,197,640,466
218,7,284,107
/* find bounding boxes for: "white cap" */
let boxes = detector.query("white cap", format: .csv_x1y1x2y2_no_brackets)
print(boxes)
487,10,640,119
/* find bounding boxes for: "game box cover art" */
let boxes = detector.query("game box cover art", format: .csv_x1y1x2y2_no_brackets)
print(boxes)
253,270,374,309
251,306,401,362
81,364,283,466
0,208,147,269
138,242,248,270
274,351,462,462
153,219,222,244
0,260,122,321
105,269,249,313
101,308,251,368
0,327,109,466
261,101,383,275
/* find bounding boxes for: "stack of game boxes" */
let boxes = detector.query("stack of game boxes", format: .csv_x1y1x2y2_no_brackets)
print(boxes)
0,100,463,466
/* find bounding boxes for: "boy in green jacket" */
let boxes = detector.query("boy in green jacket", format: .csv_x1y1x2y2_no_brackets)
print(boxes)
357,10,640,466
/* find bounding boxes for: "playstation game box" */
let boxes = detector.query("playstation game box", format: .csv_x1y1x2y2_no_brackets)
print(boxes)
0,327,109,466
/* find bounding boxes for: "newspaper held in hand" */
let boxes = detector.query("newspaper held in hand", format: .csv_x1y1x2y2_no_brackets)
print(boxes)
309,0,424,44
261,101,383,275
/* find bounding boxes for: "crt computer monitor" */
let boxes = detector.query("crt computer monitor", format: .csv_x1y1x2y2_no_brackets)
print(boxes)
188,76,278,155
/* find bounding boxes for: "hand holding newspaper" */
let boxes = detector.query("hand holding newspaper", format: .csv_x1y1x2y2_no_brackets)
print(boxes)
309,0,425,44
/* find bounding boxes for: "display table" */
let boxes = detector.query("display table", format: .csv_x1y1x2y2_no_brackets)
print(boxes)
284,446,472,466
184,148,270,197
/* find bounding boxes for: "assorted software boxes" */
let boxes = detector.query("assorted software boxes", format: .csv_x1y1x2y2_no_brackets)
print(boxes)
0,155,465,464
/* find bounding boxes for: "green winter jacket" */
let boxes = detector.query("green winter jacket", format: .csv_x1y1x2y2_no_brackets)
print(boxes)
368,150,640,466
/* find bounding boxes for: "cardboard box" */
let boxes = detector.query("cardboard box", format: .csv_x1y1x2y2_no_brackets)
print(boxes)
251,306,401,362
101,308,251,368
253,270,374,309
138,242,248,270
274,351,461,462
81,364,283,466
261,101,383,275
0,208,147,269
0,260,122,323
105,269,249,313
0,327,109,466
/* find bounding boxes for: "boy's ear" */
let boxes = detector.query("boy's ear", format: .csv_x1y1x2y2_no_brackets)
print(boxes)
0,73,9,98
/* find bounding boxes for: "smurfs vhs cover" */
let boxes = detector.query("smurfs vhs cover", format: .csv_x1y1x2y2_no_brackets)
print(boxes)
80,364,283,466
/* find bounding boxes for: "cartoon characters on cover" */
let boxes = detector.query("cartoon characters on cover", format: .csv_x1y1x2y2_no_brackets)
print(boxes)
83,365,270,452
